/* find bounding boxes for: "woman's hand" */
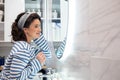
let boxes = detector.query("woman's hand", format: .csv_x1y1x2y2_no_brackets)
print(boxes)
36,52,46,65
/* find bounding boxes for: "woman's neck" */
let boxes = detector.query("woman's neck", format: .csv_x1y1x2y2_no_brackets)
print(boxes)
27,38,32,43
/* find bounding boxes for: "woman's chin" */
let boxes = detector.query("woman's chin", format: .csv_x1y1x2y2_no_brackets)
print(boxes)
35,36,40,39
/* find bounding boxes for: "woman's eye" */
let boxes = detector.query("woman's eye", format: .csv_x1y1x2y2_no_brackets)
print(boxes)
34,24,41,28
35,25,39,28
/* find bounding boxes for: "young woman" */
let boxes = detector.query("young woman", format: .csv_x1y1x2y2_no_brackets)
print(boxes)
1,12,51,80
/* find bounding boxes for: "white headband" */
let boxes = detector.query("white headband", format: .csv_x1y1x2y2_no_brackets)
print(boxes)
18,13,32,29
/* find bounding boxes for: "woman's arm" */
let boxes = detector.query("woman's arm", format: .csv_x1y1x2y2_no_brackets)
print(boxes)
34,33,52,58
10,49,41,80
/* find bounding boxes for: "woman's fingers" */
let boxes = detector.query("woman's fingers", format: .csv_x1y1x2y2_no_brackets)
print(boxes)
36,52,46,64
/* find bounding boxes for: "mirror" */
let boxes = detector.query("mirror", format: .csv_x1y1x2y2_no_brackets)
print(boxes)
25,0,69,59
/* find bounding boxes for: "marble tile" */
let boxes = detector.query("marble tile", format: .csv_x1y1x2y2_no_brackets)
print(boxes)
91,56,120,80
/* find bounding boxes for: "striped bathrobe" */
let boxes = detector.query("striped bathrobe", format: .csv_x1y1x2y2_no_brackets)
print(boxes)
55,37,66,58
0,34,51,80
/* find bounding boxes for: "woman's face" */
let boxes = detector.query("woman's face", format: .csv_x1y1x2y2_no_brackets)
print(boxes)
24,19,41,42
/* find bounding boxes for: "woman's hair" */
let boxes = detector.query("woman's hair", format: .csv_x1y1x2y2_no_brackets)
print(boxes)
11,12,42,41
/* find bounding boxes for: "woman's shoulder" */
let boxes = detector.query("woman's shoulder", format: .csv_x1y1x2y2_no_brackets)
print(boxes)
13,41,30,50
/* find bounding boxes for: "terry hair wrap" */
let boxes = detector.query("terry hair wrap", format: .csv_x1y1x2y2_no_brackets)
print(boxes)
18,12,32,29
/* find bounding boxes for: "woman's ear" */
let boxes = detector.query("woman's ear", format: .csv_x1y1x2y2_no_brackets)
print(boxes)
23,28,28,34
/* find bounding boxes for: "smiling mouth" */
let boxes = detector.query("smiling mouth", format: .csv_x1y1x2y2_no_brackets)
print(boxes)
36,33,40,35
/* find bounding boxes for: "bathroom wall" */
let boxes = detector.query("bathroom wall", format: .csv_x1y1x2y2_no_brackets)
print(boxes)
89,1,120,80
57,0,120,80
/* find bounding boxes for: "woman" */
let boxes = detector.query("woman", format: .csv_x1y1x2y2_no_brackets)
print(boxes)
1,12,51,80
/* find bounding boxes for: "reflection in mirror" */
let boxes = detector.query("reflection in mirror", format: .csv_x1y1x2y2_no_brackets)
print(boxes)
52,0,68,59
54,37,67,59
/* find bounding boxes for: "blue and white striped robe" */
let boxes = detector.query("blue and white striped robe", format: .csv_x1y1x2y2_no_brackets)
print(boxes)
55,37,66,58
0,34,51,80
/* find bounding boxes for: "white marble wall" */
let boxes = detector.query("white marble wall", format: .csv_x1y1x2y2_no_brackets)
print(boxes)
89,0,120,80
57,0,120,80
91,56,120,80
